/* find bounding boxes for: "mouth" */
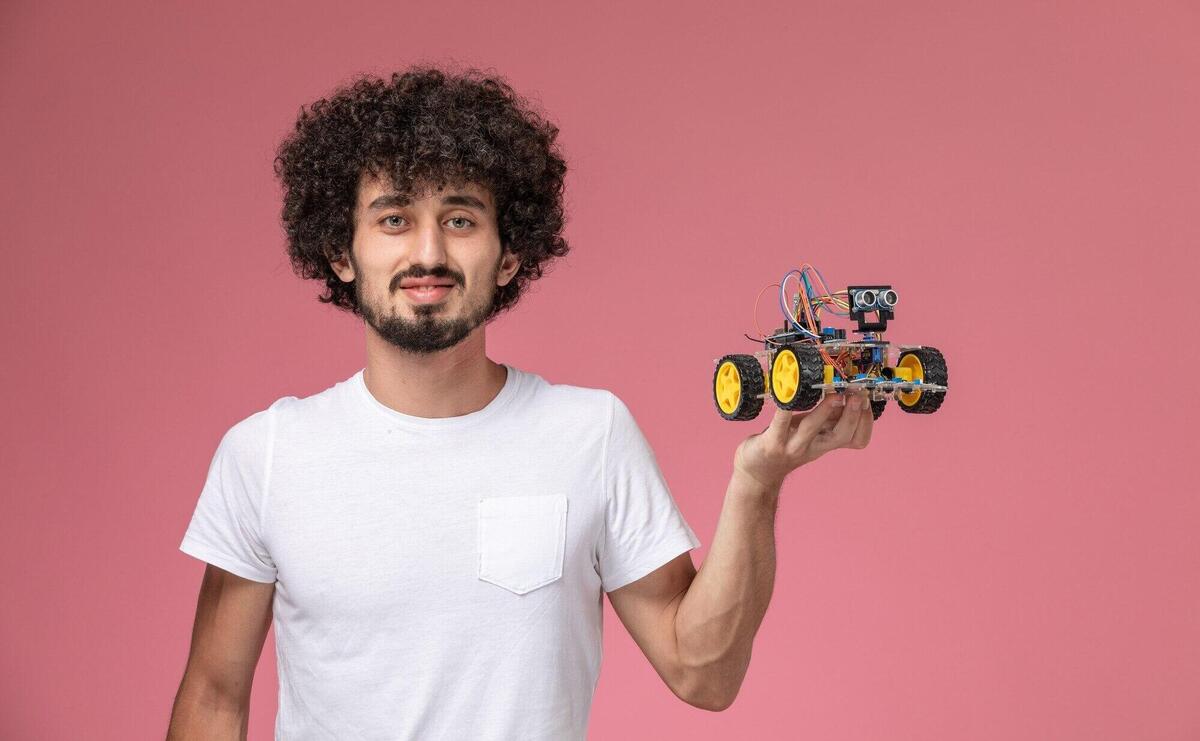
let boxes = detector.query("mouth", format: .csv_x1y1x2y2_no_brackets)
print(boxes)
400,284,454,303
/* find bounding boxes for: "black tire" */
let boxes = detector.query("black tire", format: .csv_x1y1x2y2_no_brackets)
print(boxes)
713,354,765,421
896,346,949,414
769,344,825,412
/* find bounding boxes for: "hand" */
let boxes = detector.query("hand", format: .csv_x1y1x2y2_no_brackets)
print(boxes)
733,390,875,489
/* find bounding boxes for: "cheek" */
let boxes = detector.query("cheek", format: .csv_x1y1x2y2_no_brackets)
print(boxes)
352,250,396,291
355,270,393,302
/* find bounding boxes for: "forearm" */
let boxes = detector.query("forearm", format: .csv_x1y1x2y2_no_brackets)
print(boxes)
166,674,250,740
673,468,781,709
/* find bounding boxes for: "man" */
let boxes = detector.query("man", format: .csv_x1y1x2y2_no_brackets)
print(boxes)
167,65,873,740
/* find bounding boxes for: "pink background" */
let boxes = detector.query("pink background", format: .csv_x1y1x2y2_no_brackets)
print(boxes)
2,1,1197,739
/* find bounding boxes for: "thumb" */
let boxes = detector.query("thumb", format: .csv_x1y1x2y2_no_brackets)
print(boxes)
765,404,796,443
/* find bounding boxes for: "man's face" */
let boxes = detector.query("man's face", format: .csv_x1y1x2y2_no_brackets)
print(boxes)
333,174,520,354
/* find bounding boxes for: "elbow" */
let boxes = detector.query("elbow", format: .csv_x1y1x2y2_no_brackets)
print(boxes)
673,667,741,712
170,670,252,726
690,692,738,713
671,617,753,711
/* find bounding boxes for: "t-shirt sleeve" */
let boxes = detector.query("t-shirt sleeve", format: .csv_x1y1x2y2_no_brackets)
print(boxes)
179,407,278,583
597,393,702,592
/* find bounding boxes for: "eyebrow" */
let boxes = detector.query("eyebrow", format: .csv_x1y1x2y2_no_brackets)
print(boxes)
366,193,489,212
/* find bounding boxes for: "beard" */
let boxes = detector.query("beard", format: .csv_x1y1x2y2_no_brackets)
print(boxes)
351,253,501,354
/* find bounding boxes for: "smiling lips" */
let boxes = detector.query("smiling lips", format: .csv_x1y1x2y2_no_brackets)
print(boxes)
399,278,455,304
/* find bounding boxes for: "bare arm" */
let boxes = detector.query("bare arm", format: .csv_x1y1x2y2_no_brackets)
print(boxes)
669,465,780,709
607,471,778,712
167,564,275,740
608,390,873,710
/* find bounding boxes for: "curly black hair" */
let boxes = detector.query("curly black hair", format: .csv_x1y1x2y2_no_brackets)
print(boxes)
272,63,570,319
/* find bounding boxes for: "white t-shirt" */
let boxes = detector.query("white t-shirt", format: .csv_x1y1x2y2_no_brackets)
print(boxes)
179,363,701,740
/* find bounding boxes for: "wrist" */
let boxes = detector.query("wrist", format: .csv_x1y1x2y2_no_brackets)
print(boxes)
730,465,785,497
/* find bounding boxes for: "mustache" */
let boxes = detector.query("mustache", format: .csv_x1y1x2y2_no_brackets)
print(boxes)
391,269,463,292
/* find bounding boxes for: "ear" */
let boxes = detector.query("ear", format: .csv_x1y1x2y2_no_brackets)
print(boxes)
329,246,355,283
496,247,521,287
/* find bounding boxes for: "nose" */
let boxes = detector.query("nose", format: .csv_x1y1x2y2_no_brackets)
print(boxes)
410,219,450,270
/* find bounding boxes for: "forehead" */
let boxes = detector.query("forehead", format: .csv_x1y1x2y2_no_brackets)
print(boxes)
356,172,494,211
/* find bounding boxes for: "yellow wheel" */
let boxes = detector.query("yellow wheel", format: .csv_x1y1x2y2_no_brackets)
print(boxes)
769,344,825,411
896,347,948,414
771,348,799,404
715,361,741,414
713,354,765,421
896,353,925,407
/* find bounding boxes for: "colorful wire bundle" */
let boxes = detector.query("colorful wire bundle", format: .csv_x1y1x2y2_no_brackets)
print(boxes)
748,264,862,378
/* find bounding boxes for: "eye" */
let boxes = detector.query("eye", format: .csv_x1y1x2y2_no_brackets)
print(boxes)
447,216,475,229
381,215,405,229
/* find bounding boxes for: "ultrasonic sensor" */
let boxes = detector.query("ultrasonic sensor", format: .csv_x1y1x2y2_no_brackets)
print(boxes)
853,290,877,310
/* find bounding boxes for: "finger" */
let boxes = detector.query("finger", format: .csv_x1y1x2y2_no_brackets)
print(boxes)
791,396,838,431
813,401,845,434
823,390,864,450
793,392,841,438
849,392,874,449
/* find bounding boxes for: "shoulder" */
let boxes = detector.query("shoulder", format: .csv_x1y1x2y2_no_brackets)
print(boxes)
518,367,619,418
216,395,293,460
259,371,360,434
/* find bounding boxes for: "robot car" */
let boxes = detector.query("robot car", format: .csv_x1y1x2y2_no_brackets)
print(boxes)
713,264,949,421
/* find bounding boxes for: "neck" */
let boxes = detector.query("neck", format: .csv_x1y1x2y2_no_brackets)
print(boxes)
361,325,507,419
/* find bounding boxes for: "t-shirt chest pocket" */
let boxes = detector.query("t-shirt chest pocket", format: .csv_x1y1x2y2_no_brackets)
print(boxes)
477,494,568,595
